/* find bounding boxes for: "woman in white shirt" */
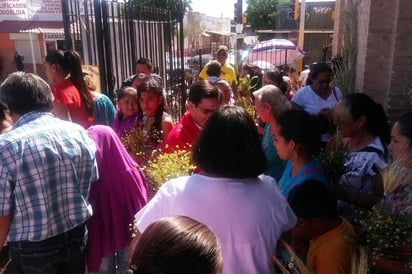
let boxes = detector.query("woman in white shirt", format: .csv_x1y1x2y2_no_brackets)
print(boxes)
130,105,297,274
292,62,342,143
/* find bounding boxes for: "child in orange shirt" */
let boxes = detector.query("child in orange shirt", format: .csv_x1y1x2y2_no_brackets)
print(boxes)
287,180,357,274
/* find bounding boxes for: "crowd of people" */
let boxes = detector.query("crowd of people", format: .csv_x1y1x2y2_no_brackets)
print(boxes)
0,46,411,274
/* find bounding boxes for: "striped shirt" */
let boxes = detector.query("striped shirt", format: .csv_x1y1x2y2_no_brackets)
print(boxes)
0,111,98,242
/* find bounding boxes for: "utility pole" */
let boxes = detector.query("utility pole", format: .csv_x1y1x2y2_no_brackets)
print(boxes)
297,0,306,72
26,0,37,74
234,0,243,73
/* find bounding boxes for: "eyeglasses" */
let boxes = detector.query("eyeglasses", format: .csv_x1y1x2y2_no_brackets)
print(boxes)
217,52,227,57
196,105,217,115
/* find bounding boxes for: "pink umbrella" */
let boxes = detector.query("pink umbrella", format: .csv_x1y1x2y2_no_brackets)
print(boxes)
247,39,305,67
251,60,275,70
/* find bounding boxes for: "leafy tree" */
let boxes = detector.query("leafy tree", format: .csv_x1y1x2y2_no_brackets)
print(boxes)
245,0,279,31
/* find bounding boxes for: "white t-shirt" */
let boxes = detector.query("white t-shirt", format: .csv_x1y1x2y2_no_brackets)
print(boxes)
292,85,343,142
292,85,343,115
135,174,297,274
298,69,310,86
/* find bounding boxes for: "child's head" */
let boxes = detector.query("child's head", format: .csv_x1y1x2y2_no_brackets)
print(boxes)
215,79,232,105
287,180,338,238
130,215,223,274
137,78,164,117
116,86,138,119
206,61,222,78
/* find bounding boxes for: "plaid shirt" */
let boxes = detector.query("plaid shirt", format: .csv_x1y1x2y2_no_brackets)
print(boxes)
0,112,98,242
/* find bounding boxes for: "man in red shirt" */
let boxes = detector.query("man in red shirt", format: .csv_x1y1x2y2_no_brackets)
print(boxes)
164,80,220,153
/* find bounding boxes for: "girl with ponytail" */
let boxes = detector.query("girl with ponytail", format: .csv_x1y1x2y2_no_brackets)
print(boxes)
272,109,329,197
332,92,390,228
44,50,94,128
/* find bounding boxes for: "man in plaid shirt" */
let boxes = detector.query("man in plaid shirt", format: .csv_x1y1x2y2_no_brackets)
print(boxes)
0,72,98,273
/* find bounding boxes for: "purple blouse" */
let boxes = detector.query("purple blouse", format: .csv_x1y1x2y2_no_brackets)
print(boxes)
86,125,148,272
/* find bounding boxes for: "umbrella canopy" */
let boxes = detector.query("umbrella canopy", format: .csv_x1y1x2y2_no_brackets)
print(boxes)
251,60,275,70
247,39,305,67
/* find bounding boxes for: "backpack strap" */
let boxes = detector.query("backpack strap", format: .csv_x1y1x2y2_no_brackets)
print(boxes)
360,140,389,162
332,86,339,102
298,168,323,179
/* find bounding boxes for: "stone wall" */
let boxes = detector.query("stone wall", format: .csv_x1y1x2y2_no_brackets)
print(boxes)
333,0,412,122
387,0,412,120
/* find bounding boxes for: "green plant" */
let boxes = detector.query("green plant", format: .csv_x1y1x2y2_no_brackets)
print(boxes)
316,135,349,185
360,206,412,261
120,126,145,159
235,74,258,118
333,0,358,95
142,147,195,191
359,160,412,269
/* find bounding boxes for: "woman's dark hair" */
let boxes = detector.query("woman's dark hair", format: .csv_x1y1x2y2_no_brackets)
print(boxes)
307,62,331,86
341,93,390,144
264,68,283,84
45,50,94,116
275,109,323,156
131,216,222,274
264,69,288,95
0,72,53,115
241,63,262,91
193,105,266,178
395,111,412,149
137,79,165,145
287,179,338,220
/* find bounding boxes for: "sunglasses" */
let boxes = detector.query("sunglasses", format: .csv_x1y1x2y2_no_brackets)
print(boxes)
217,52,227,57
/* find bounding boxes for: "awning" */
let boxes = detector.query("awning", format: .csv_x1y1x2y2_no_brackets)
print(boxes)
205,30,233,36
0,20,64,34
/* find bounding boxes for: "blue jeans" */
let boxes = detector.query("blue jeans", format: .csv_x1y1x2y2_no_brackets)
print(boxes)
7,224,87,274
98,244,129,274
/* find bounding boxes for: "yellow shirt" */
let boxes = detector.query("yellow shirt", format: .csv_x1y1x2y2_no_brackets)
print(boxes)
199,61,237,85
307,217,357,274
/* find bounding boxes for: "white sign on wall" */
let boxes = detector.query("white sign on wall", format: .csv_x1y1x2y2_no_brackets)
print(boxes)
0,0,63,21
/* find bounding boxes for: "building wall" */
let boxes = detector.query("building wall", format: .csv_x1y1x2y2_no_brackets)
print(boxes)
0,32,54,81
0,33,15,79
334,0,412,122
387,0,412,119
276,2,335,66
354,0,370,97
361,0,397,106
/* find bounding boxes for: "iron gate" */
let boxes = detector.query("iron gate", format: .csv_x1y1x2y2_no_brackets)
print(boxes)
61,0,186,119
